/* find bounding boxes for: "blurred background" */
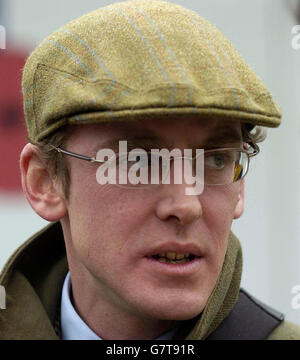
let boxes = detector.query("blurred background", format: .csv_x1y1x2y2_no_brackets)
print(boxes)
0,0,300,325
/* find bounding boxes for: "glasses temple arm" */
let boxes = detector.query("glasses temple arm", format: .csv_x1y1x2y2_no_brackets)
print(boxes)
247,142,260,157
50,146,97,162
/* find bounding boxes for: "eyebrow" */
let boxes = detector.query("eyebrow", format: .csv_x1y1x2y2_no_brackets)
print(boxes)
94,127,242,152
200,128,242,148
97,136,166,151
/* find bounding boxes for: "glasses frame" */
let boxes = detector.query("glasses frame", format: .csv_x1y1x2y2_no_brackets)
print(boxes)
49,142,260,187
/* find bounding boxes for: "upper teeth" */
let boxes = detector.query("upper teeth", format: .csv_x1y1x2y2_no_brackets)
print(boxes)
159,252,190,260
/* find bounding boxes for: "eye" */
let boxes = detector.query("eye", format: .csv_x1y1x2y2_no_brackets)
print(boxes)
205,151,234,169
131,153,150,167
205,153,225,169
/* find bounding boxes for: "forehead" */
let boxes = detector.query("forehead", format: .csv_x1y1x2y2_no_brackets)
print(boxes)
67,117,242,151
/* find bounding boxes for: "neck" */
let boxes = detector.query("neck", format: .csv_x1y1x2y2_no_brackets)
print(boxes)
68,267,177,340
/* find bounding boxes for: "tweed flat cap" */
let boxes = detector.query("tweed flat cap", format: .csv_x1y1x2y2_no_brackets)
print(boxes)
22,0,282,143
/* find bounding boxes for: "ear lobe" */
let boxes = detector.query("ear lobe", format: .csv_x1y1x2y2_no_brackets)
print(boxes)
20,143,67,221
233,179,245,219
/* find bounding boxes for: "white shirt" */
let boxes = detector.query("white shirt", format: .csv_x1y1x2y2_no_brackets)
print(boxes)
60,271,178,340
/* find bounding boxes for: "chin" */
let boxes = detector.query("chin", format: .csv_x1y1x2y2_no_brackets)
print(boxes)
135,294,207,321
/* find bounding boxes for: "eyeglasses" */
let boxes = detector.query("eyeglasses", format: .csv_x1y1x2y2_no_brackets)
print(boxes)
50,142,259,188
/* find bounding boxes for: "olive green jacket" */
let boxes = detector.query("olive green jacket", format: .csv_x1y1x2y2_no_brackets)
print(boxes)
0,222,300,340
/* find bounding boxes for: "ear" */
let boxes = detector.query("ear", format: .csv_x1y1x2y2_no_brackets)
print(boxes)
20,143,67,221
233,179,245,219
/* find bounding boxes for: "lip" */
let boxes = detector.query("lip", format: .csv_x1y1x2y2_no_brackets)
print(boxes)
143,255,203,277
141,242,204,277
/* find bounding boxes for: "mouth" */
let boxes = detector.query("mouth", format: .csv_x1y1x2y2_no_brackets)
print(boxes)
142,244,204,275
150,252,196,264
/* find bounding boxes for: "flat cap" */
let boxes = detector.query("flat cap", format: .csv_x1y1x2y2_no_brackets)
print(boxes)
22,0,282,143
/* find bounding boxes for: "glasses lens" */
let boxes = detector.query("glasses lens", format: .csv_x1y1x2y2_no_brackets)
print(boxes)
204,149,248,185
115,151,170,188
106,149,248,188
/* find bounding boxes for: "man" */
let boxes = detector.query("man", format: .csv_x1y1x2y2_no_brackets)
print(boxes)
1,0,300,340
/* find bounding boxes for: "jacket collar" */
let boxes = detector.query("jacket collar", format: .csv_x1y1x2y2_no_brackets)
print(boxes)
0,222,67,339
0,222,242,340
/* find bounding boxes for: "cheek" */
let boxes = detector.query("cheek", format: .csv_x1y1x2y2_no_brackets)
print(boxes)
201,185,240,269
66,169,153,262
202,184,240,227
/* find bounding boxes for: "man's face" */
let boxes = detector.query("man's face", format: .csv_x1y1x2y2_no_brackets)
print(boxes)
61,117,244,322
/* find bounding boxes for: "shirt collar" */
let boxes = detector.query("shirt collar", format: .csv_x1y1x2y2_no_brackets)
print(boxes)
60,271,178,340
60,272,100,340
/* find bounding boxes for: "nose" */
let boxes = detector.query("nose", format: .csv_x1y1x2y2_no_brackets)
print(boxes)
155,182,203,226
